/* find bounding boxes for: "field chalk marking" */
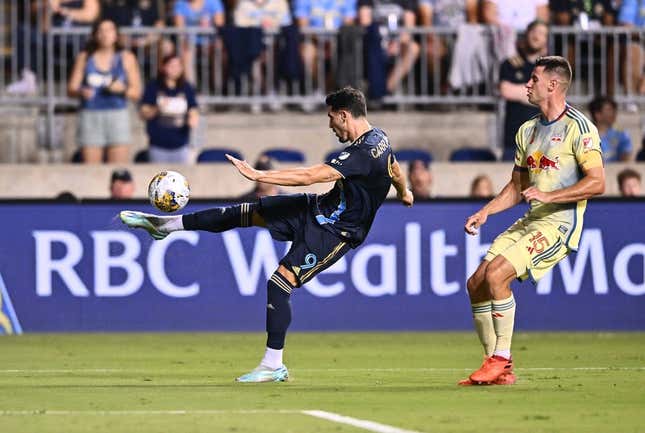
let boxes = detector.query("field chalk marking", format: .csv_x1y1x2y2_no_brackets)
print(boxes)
0,409,423,433
303,410,423,433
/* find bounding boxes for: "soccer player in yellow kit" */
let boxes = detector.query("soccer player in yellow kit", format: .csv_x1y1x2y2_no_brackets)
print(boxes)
459,56,606,385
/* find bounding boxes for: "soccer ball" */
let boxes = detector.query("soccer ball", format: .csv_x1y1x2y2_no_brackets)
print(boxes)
148,171,190,213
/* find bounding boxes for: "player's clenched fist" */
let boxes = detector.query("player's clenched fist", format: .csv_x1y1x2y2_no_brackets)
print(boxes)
464,210,488,235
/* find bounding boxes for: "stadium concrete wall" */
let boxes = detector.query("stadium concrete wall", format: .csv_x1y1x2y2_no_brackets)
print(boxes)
0,163,643,199
0,200,643,334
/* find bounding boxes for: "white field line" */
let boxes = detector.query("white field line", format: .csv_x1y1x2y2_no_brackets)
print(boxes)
1,367,643,374
0,409,424,433
303,410,423,433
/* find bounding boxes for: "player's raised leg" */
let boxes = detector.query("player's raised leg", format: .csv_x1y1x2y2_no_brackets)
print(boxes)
469,255,517,384
236,265,295,383
119,202,263,239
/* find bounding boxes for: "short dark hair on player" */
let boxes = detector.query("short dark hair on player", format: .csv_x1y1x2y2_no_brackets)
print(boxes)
535,56,572,89
588,95,617,120
325,86,367,118
617,168,641,188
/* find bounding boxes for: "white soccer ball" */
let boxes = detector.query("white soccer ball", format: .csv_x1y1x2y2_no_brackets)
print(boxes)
148,170,190,213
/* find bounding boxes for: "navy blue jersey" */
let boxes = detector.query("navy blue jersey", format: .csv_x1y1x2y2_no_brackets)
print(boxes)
315,127,394,247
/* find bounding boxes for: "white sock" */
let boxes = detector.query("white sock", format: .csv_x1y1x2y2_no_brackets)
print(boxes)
157,215,183,233
260,347,283,370
493,349,511,360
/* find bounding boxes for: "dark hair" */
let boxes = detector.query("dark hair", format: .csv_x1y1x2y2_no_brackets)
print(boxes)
325,86,367,118
111,168,133,184
84,19,124,57
157,54,187,88
588,95,617,120
617,168,641,188
526,19,548,34
535,56,572,88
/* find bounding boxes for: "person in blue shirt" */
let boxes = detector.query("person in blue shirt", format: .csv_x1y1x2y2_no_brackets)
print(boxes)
68,19,142,163
140,54,199,164
119,87,414,382
619,0,645,95
589,96,633,162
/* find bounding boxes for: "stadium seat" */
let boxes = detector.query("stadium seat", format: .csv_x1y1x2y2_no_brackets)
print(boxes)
263,148,305,162
394,149,434,164
450,148,497,162
636,148,645,162
71,149,83,163
324,150,341,162
197,148,243,163
134,150,150,163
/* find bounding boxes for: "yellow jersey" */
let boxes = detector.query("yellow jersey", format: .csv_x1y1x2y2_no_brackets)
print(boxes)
514,105,603,251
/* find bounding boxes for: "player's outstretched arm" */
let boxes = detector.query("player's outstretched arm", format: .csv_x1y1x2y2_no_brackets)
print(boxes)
227,154,342,186
465,167,525,235
390,159,413,207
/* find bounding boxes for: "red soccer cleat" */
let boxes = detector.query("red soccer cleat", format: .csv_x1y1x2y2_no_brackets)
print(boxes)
469,355,513,384
492,371,516,385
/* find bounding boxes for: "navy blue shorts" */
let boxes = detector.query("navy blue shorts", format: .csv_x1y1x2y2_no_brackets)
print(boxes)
258,194,351,287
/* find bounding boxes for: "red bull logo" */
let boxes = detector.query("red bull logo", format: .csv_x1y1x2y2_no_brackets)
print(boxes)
526,152,560,172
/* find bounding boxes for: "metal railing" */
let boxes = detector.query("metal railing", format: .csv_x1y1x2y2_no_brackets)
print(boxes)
2,0,645,153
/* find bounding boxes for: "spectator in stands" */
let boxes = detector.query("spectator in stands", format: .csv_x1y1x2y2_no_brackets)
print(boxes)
295,0,357,94
550,0,618,26
234,0,292,31
418,0,478,93
408,159,432,199
238,155,284,200
482,0,549,31
50,0,101,28
55,191,79,202
140,54,199,164
232,0,292,112
102,0,168,52
470,174,494,198
499,20,548,158
618,0,645,98
174,0,226,83
617,168,642,196
8,0,101,95
589,96,633,162
68,19,142,163
110,168,135,199
359,0,420,98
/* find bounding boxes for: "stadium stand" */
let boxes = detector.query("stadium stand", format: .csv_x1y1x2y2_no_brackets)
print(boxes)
197,148,244,163
262,148,306,162
450,148,497,162
394,149,434,164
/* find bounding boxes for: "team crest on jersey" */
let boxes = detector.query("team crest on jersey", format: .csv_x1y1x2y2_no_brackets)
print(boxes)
582,137,593,151
526,151,560,172
338,152,350,160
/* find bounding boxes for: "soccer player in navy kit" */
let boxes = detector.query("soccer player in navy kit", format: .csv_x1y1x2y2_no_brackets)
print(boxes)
120,87,414,382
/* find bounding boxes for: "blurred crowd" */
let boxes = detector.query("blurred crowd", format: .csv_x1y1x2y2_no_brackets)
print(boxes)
5,1,645,181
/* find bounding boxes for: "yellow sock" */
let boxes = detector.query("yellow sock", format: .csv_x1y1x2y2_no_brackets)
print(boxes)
471,301,496,357
492,294,516,359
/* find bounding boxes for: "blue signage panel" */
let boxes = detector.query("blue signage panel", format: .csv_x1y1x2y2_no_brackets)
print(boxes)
0,200,642,332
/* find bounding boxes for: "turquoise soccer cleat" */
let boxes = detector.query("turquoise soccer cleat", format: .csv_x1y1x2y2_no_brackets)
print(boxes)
119,210,169,240
235,365,289,383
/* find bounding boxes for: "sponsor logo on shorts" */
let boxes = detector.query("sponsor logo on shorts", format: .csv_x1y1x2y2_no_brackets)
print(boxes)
301,253,318,270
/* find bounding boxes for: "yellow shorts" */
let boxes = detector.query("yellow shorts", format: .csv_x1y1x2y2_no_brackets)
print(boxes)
484,218,570,283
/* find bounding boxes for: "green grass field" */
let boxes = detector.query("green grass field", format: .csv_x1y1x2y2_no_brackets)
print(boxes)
1,332,644,433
